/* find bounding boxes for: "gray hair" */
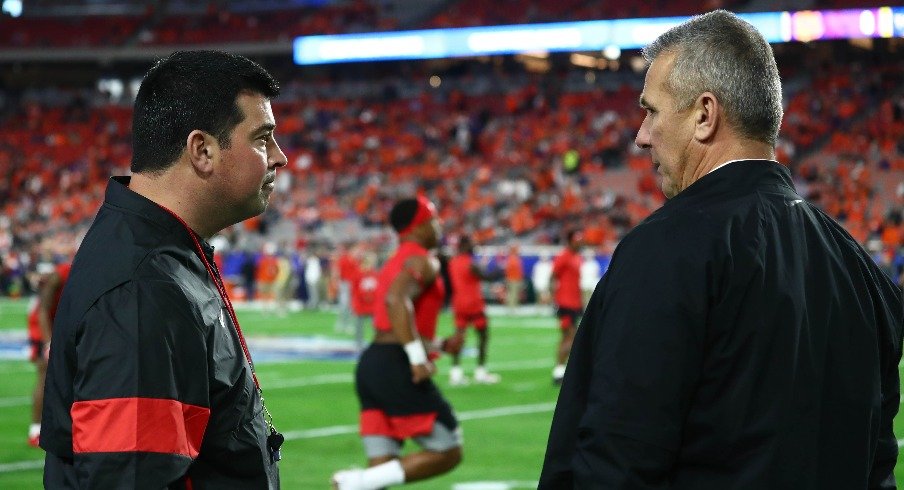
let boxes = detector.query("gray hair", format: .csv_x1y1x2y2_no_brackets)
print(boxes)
642,10,783,146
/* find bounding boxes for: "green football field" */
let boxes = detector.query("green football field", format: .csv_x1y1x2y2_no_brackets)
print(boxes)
0,297,902,488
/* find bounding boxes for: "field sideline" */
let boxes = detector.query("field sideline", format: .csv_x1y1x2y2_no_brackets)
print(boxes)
0,298,902,488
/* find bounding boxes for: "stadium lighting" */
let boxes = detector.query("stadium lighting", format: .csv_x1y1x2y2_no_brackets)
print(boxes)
293,6,904,65
2,0,22,17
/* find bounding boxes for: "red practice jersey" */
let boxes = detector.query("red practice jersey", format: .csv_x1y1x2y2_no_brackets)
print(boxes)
372,242,445,341
552,248,582,309
448,254,485,315
337,252,359,283
351,267,379,316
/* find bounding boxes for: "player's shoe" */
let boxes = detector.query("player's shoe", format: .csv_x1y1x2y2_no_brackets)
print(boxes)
474,366,501,384
331,468,365,490
449,365,469,386
552,364,566,386
27,424,41,448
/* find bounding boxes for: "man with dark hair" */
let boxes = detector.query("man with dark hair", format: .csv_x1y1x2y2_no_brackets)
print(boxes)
550,229,583,385
447,235,503,385
41,50,287,488
332,196,462,490
540,10,903,488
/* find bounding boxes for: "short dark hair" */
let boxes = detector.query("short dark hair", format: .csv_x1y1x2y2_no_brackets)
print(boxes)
389,198,419,233
131,50,280,173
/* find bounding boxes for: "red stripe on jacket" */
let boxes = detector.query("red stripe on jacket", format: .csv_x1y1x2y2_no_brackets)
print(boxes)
71,397,210,457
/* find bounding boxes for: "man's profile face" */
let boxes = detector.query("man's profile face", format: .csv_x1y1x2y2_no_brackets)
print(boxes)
216,92,287,223
635,51,696,199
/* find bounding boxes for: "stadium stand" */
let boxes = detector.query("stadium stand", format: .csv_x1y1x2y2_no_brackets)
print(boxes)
0,0,902,295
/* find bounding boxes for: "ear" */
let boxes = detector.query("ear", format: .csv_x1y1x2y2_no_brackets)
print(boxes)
186,130,216,177
693,91,719,142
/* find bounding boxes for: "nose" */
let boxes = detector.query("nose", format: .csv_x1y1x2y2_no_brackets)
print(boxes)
635,116,651,150
269,138,288,168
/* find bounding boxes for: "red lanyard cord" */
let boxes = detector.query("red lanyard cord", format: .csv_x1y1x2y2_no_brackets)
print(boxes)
158,206,261,391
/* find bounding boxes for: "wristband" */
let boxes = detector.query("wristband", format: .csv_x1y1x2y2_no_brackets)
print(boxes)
403,340,428,365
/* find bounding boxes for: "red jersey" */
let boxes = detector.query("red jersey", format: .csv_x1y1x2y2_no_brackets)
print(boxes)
27,263,71,341
552,248,582,309
337,252,359,282
351,267,379,316
449,254,484,315
372,242,445,341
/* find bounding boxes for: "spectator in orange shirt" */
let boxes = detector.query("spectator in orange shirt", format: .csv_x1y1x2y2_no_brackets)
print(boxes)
551,229,584,385
256,242,280,312
504,244,525,312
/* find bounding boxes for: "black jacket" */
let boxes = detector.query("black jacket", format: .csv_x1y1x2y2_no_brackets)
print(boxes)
540,160,903,489
42,177,279,489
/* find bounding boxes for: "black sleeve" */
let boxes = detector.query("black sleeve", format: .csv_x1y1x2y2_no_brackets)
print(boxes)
71,279,211,489
868,290,903,490
541,231,707,488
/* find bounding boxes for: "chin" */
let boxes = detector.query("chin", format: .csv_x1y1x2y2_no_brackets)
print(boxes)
660,183,677,199
241,200,268,220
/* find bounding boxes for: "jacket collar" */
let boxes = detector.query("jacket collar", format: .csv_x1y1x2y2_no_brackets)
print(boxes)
668,159,796,206
105,176,215,256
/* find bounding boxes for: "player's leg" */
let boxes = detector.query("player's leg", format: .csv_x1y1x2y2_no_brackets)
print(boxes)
552,308,577,385
404,421,463,481
333,436,404,490
274,278,289,317
449,312,469,385
334,424,462,490
29,340,46,446
333,344,406,490
335,281,352,332
353,314,366,352
557,325,575,364
334,345,462,489
388,366,462,482
472,313,500,384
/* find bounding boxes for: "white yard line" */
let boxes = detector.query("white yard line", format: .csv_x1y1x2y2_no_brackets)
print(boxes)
265,373,353,389
457,402,556,421
0,396,29,408
452,481,539,490
0,363,34,374
0,460,44,473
